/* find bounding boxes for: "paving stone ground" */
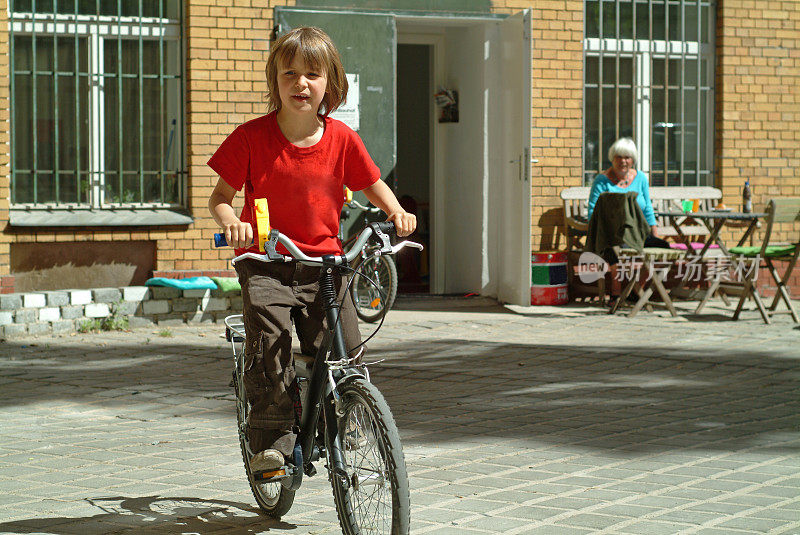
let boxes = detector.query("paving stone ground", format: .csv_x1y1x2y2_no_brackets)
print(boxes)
0,296,798,534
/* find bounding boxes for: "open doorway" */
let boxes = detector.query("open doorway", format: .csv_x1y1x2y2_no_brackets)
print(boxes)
394,43,432,294
394,15,531,303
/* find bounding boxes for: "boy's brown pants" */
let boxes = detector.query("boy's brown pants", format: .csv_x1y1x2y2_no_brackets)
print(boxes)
234,258,362,458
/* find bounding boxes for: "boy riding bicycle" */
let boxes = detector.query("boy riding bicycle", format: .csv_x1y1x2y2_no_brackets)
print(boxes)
207,26,415,472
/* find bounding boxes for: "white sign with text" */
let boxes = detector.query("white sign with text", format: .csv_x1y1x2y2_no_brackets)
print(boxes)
330,73,359,131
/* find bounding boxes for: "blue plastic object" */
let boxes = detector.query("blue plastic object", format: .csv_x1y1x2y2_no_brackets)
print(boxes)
144,276,218,290
214,233,227,247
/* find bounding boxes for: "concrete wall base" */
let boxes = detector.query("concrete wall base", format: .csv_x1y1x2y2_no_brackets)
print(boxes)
0,286,242,337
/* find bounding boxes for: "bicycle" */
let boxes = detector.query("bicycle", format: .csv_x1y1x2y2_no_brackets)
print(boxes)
215,222,420,533
340,197,399,323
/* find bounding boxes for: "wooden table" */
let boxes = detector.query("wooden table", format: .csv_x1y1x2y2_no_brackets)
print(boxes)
656,210,767,312
656,210,766,258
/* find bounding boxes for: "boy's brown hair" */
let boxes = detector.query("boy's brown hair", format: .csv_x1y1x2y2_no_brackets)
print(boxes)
265,27,348,116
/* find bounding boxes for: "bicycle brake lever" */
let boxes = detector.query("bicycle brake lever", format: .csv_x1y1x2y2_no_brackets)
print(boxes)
390,240,424,255
264,230,288,261
369,223,393,255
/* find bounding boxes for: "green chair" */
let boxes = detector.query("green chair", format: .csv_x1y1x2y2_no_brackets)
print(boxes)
719,198,800,324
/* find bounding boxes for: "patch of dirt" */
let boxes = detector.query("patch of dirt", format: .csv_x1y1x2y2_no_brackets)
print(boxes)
14,262,137,292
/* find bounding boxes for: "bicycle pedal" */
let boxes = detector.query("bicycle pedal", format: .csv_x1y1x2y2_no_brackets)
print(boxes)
253,465,292,482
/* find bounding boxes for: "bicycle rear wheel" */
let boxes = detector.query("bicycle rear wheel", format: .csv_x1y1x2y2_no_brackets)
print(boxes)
326,377,409,534
234,368,295,517
350,253,398,323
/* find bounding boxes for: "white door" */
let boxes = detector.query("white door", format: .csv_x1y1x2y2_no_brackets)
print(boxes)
490,10,532,305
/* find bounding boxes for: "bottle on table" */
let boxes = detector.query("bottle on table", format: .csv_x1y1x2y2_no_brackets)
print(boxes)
743,179,752,213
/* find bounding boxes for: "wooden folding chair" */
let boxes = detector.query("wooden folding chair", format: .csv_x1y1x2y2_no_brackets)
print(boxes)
719,198,800,324
561,189,606,305
609,247,683,317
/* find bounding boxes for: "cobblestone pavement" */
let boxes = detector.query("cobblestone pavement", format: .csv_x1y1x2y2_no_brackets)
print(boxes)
0,297,799,534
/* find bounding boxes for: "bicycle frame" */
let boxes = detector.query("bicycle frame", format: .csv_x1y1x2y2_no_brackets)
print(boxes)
294,260,361,486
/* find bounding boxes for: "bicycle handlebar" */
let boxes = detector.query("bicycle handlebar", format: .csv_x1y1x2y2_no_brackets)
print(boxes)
213,233,229,248
214,222,421,267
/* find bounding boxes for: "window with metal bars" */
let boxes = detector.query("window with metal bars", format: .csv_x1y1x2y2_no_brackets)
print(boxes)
583,0,715,187
9,0,185,209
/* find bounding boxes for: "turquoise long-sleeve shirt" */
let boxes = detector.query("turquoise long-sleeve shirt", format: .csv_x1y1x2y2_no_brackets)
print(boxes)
587,170,657,227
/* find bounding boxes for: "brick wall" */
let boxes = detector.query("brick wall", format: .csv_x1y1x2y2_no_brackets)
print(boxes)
185,0,278,273
10,1,796,297
527,0,584,253
0,0,547,290
716,0,800,244
0,1,277,287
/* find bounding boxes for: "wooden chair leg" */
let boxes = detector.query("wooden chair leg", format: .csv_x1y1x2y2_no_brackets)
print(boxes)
732,279,751,321
773,280,799,322
696,278,720,314
628,283,654,317
634,283,654,313
611,276,636,315
766,261,785,313
597,277,606,307
751,287,771,324
785,295,799,323
719,289,731,307
628,262,656,318
735,266,770,324
766,257,800,323
651,267,677,317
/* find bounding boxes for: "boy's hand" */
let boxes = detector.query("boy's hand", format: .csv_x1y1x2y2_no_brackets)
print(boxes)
387,211,417,237
224,221,254,248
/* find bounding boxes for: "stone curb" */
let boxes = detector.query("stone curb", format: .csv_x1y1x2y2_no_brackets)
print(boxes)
0,285,242,337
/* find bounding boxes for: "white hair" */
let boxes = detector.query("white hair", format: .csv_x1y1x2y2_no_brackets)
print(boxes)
608,137,638,166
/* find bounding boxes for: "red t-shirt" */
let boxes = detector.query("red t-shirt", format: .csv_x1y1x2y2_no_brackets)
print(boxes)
208,112,380,256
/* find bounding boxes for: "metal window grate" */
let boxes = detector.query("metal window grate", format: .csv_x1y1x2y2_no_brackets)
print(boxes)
583,0,715,187
9,0,185,209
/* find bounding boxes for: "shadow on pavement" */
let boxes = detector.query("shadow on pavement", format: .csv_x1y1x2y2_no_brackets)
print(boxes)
393,295,513,314
393,294,787,322
0,495,293,534
0,335,797,454
378,339,800,454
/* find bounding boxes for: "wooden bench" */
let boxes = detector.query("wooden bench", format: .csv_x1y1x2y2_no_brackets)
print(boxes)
562,186,723,242
561,185,723,301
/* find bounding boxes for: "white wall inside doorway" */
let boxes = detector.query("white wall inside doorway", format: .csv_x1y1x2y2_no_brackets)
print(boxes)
397,20,490,296
441,23,494,296
397,15,531,303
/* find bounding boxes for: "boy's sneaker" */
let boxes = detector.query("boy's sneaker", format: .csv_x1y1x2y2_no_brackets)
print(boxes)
250,449,285,472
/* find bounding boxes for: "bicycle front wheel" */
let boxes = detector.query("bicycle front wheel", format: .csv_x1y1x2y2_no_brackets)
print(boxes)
350,253,398,323
326,377,410,534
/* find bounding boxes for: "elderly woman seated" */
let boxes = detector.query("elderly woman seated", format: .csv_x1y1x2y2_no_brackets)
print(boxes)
587,137,670,255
